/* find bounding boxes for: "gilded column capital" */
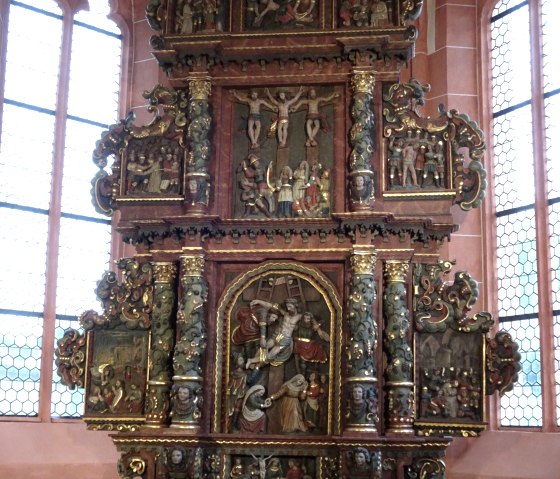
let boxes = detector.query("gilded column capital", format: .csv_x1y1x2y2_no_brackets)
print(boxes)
152,262,178,283
180,254,206,278
351,70,376,94
384,260,409,283
188,76,212,100
350,249,378,275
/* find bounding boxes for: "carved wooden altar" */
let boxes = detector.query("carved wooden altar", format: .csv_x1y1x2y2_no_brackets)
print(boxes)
56,1,521,477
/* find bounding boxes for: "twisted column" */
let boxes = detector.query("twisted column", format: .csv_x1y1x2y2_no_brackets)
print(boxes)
186,75,212,214
383,260,414,434
170,254,207,431
145,262,178,427
348,69,376,211
345,248,379,432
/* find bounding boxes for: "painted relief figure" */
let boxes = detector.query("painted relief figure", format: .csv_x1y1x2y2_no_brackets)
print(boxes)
175,0,225,33
339,0,389,27
386,130,448,190
231,87,335,219
227,273,332,435
417,331,482,421
245,0,318,29
231,90,276,149
124,139,183,196
86,331,148,417
266,87,304,148
291,88,339,147
228,456,317,479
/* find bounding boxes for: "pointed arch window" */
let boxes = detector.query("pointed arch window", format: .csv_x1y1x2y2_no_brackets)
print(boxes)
489,0,560,428
0,0,123,418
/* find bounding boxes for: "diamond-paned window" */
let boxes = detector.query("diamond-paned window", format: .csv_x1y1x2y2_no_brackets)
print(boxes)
490,0,560,427
0,0,122,419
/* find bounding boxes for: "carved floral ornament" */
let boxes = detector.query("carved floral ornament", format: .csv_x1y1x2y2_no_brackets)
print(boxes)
350,249,378,275
383,260,409,283
351,70,376,94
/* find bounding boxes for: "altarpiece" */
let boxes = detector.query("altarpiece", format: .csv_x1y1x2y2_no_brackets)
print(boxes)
56,1,522,477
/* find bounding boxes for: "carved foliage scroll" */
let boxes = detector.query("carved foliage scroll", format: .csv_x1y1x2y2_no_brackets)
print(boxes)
55,329,87,390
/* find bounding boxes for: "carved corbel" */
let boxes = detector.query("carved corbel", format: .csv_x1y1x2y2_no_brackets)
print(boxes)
348,69,376,211
383,260,414,434
345,248,379,431
171,254,208,431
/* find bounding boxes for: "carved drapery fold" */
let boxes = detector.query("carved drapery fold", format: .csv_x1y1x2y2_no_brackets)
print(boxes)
171,254,207,430
345,248,379,431
145,262,178,427
383,260,414,434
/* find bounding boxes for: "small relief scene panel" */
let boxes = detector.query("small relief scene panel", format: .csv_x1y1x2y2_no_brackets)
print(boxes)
386,131,449,191
417,331,483,422
85,329,149,417
228,454,319,479
226,273,332,435
244,0,320,30
173,0,228,34
231,86,336,219
123,138,184,197
338,0,393,28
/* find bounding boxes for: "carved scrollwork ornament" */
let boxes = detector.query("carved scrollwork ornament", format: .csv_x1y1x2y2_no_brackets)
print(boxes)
400,0,425,24
486,331,522,396
383,78,487,209
413,262,495,333
54,329,86,389
405,457,445,479
80,259,154,331
145,0,164,31
118,453,146,479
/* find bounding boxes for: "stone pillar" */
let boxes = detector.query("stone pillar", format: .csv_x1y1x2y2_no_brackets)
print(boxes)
348,68,376,211
186,74,212,214
170,254,207,431
145,262,178,427
345,247,379,432
383,260,414,434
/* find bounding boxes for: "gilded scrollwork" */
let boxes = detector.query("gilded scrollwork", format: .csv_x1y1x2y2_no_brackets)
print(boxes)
413,262,495,333
383,261,414,433
383,78,487,208
55,329,86,389
486,331,522,396
405,457,445,479
80,259,154,331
